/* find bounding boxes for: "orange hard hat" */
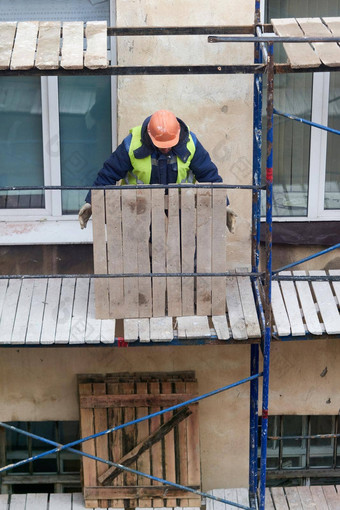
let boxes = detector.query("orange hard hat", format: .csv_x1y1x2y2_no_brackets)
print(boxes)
147,110,180,148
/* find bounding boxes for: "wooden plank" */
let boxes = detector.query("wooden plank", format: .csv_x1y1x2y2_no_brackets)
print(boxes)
151,189,166,317
150,317,173,341
93,383,109,508
265,488,275,510
0,22,17,70
9,495,27,510
122,189,139,318
122,381,138,508
136,188,152,318
293,270,323,335
212,188,227,315
236,271,261,338
25,279,47,344
92,190,109,319
162,381,176,507
149,381,163,508
49,493,72,510
36,21,61,69
79,382,98,508
296,486,317,509
177,316,211,339
124,319,150,342
186,380,200,506
176,381,189,506
167,188,182,317
196,188,212,316
80,393,195,409
279,271,305,336
271,18,321,69
0,279,21,344
298,18,340,67
225,276,248,340
72,493,87,510
85,486,198,499
271,280,291,336
100,318,116,344
329,269,340,305
310,270,340,334
284,487,304,510
309,486,329,510
84,21,107,69
323,17,340,38
107,381,124,508
271,487,290,509
322,485,340,510
181,187,196,316
10,21,39,70
210,488,228,510
11,279,34,344
85,278,101,343
0,279,8,320
55,277,75,344
236,488,249,508
70,277,90,344
25,493,48,510
0,495,8,510
136,381,152,508
106,189,124,319
61,21,84,69
212,315,230,340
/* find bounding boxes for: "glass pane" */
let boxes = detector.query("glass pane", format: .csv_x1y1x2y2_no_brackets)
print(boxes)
310,416,334,468
5,422,30,474
0,77,44,209
282,416,306,469
59,76,112,214
325,72,340,210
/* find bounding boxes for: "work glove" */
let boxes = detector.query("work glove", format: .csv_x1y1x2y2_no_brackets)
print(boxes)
78,203,92,229
227,207,237,234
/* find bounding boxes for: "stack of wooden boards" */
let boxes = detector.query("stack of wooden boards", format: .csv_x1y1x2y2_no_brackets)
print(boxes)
272,17,340,68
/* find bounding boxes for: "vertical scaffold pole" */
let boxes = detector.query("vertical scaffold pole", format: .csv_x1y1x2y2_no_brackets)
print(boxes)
249,0,262,504
259,41,274,510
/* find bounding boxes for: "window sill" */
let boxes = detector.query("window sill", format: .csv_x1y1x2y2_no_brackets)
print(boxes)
260,220,340,245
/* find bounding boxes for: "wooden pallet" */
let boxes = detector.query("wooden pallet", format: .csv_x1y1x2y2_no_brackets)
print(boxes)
78,372,201,509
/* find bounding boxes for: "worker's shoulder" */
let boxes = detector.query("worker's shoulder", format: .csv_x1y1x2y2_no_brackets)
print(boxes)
123,133,133,152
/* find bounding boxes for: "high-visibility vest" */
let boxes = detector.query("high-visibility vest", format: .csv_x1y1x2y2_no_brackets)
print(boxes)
124,125,196,184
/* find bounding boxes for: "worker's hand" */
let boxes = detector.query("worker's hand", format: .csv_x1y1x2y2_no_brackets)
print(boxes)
78,203,92,229
227,207,237,234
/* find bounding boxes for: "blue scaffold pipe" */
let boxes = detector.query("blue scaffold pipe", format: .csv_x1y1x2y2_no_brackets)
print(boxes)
273,243,340,274
274,108,340,136
0,423,254,510
0,373,262,476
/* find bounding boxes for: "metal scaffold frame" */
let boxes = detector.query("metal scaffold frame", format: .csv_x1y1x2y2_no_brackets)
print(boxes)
1,2,340,509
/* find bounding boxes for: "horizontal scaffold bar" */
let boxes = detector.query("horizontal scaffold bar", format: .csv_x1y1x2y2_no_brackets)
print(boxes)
0,271,263,280
107,25,256,36
0,183,262,191
209,35,340,43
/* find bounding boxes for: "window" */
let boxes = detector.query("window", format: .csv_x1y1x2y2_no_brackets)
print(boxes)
0,0,116,243
262,0,340,221
258,415,340,487
0,421,81,494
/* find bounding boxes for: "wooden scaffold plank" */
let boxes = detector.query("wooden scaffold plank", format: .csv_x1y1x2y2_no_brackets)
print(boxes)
0,279,22,345
9,495,27,510
181,186,196,316
167,188,182,317
122,189,139,318
49,493,72,510
329,269,340,305
236,268,261,338
106,188,124,319
293,270,323,335
55,277,75,344
92,190,109,319
271,18,321,68
284,487,303,509
212,315,230,340
61,21,84,69
85,278,101,343
271,280,291,336
107,381,124,508
225,274,247,340
79,383,98,508
85,21,108,69
196,188,212,316
270,487,290,509
70,277,90,344
10,21,39,70
150,317,173,341
25,493,48,510
10,279,34,344
36,21,61,69
136,381,152,508
212,187,227,316
162,380,177,507
25,279,47,344
309,486,329,510
137,188,152,318
124,318,150,342
93,382,109,508
177,315,211,339
0,495,8,510
0,22,17,70
297,18,340,67
310,270,340,335
151,188,166,317
279,271,305,336
322,485,340,509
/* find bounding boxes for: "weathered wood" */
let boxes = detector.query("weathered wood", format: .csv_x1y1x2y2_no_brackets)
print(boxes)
298,18,340,67
297,486,318,509
225,275,247,340
329,269,340,305
279,271,305,336
122,189,139,318
92,190,109,319
167,188,182,317
84,486,199,499
24,279,47,345
177,315,211,339
9,495,27,510
212,315,230,340
0,279,21,344
149,381,163,508
70,278,89,344
85,21,107,69
122,381,138,508
136,381,152,508
150,317,173,341
10,279,34,344
106,189,124,319
80,393,194,408
271,18,321,68
265,488,275,510
322,485,340,510
40,278,62,344
55,278,75,343
270,487,290,509
25,493,48,510
212,187,227,315
310,270,340,334
100,318,116,344
136,188,152,318
11,21,39,70
61,22,84,69
196,188,212,316
49,493,72,510
0,22,17,70
162,381,177,507
93,383,109,508
85,278,101,343
124,318,150,342
236,270,261,338
309,486,329,510
79,383,98,508
284,486,303,509
181,187,196,316
186,380,201,506
271,280,291,336
36,21,61,69
107,381,124,508
293,270,323,335
176,381,189,506
151,188,167,317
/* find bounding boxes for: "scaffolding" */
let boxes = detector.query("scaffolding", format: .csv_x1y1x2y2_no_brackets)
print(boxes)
1,3,340,509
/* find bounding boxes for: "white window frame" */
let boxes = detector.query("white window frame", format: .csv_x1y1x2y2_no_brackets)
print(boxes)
0,0,117,244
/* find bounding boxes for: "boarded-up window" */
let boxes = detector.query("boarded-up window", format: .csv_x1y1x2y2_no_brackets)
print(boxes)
78,372,200,508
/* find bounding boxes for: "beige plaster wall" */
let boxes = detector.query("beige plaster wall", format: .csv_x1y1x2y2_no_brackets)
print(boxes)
114,0,255,268
261,244,340,273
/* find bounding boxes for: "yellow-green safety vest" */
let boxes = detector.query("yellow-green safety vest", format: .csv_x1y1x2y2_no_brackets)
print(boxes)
124,125,196,184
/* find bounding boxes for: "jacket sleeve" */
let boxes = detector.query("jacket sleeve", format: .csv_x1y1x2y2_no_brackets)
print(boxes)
85,136,133,203
189,137,223,183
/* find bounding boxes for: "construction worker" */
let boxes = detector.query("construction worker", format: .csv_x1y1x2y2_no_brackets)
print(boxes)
78,109,236,231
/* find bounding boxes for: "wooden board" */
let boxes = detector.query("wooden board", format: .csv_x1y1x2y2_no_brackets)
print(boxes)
265,488,275,510
293,270,323,335
151,188,166,317
0,279,21,344
36,21,61,69
55,277,75,343
85,21,107,69
236,269,261,338
136,188,152,318
0,22,17,70
106,189,124,319
271,487,290,509
25,493,48,510
296,486,318,509
271,280,291,336
225,275,247,340
150,317,173,341
329,269,340,305
279,271,305,336
79,383,98,508
181,187,196,316
166,189,182,317
61,22,84,69
196,189,212,316
124,318,150,342
309,486,329,510
70,278,89,344
177,315,211,339
122,189,139,317
298,18,340,67
284,487,304,509
212,315,230,340
310,270,340,334
322,485,340,510
211,188,227,315
85,278,101,343
49,494,72,510
271,18,321,68
10,21,39,70
92,190,109,319
10,279,34,344
25,279,47,344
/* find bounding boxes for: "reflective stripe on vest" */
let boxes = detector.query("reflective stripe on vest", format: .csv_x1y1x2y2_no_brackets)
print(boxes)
124,125,196,184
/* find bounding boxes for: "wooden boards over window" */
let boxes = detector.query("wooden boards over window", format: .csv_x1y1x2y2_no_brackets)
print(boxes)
78,372,201,509
92,187,228,320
